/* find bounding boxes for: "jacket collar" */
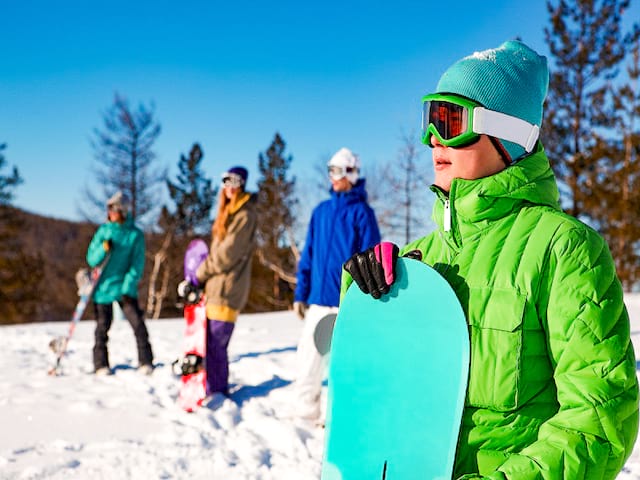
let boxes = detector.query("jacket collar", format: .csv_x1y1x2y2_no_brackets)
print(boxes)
228,191,252,215
330,179,368,205
431,145,561,242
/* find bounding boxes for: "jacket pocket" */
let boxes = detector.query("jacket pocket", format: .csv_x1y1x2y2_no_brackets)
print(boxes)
466,287,526,411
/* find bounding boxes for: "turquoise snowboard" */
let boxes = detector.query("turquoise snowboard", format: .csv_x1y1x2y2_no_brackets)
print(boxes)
322,258,469,480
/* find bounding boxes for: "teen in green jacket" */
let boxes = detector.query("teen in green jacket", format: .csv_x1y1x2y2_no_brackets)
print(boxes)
343,40,638,479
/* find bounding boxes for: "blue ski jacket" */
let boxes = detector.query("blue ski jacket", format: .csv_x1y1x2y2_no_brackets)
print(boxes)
295,179,380,308
86,214,145,304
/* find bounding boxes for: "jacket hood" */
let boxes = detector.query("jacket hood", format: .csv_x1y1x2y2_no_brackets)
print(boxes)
432,146,561,237
108,212,136,228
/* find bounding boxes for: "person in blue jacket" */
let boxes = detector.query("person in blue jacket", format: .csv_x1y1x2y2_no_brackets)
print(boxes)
292,147,380,422
86,191,154,375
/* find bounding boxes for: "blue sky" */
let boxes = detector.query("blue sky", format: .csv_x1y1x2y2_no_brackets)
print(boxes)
3,1,631,224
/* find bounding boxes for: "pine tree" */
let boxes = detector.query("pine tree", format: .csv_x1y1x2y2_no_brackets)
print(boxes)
252,133,298,309
0,144,44,324
544,0,639,219
164,143,216,237
0,143,20,203
83,93,165,226
147,143,217,318
588,41,640,289
544,0,640,288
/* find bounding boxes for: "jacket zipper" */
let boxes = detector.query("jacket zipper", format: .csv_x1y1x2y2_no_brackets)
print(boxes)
443,199,451,232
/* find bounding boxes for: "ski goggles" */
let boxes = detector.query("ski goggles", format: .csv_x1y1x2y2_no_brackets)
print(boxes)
327,165,358,181
421,93,540,152
221,172,244,188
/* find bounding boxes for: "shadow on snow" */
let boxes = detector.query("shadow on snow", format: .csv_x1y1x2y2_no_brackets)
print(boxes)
231,346,297,362
231,375,291,406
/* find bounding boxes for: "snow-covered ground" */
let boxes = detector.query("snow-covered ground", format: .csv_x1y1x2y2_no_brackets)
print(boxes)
0,310,323,479
1,295,640,479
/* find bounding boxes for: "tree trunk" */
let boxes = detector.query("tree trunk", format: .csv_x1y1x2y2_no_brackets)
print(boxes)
146,232,173,318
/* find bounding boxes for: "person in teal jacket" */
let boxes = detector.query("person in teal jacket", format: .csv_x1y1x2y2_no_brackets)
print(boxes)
86,191,153,375
343,40,638,479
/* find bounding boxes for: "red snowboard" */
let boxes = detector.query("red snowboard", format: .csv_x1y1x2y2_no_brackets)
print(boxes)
176,294,208,412
175,238,209,412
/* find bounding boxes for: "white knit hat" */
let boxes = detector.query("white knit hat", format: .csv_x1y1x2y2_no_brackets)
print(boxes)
107,191,128,215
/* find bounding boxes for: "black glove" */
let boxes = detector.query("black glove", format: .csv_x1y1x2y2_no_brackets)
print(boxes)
343,242,400,299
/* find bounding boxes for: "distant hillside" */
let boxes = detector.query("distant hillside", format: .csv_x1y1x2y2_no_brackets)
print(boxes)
16,208,98,322
10,207,288,324
14,208,185,323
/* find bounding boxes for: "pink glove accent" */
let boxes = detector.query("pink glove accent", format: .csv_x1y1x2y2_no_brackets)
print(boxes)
374,242,396,286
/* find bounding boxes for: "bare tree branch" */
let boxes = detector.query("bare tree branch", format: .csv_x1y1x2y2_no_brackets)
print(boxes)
256,249,297,285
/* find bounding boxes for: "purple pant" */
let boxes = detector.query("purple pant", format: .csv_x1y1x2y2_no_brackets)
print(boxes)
206,319,235,396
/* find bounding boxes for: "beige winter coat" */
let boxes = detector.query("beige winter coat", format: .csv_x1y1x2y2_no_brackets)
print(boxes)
196,192,257,322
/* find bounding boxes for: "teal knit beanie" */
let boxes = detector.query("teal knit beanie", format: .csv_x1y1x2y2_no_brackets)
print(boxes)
435,40,549,162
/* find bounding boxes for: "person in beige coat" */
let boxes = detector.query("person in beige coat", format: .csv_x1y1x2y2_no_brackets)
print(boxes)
195,166,257,398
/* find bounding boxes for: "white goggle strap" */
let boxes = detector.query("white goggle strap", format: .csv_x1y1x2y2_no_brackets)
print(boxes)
472,107,540,153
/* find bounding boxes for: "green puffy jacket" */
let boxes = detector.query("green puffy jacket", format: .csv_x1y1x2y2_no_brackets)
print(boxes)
342,146,638,479
86,215,145,304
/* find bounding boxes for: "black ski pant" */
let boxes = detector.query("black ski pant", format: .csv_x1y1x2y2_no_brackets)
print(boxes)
93,295,153,370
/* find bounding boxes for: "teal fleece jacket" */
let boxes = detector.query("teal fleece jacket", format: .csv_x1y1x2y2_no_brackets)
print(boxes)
86,215,145,304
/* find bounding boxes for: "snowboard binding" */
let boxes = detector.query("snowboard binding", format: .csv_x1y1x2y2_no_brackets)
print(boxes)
177,280,204,306
172,353,204,376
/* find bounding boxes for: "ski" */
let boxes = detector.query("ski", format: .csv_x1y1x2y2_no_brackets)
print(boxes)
48,255,110,376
